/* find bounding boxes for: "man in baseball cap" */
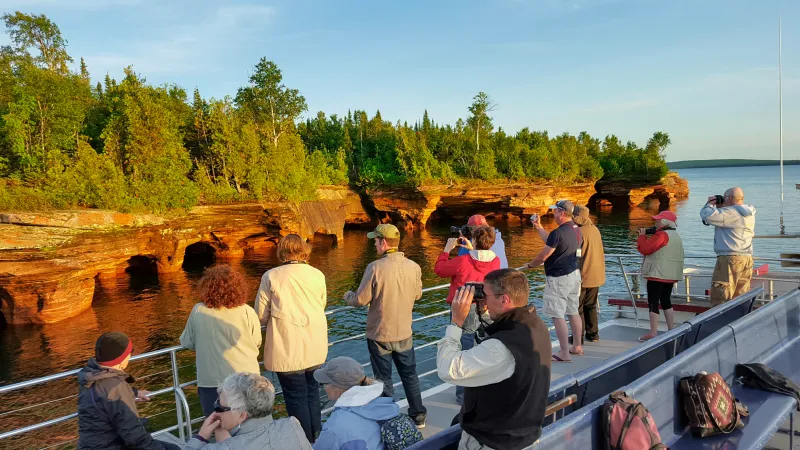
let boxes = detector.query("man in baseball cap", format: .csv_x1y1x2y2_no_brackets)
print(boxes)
344,224,427,427
366,223,401,240
548,199,575,216
526,199,584,362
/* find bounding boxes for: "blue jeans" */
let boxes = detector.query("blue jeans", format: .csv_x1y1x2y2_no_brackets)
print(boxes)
198,386,219,418
454,304,480,403
367,337,427,421
276,368,323,443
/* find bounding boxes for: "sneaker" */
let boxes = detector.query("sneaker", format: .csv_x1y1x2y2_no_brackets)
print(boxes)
413,416,426,429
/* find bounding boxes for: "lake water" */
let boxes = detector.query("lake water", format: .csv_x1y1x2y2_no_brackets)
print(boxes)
1,165,799,447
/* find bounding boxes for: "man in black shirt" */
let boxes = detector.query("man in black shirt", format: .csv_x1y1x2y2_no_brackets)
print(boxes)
525,200,583,362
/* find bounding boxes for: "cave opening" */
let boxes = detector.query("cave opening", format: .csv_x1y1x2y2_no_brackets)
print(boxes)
125,255,159,275
182,242,217,272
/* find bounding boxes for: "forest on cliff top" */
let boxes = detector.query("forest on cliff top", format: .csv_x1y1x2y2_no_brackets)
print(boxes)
0,12,670,213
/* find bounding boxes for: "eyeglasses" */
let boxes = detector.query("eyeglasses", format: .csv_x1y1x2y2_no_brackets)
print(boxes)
213,398,231,413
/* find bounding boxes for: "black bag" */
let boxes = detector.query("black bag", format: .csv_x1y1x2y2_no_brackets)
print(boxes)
736,363,800,410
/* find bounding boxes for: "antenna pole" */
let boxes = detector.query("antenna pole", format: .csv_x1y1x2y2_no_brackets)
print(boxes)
780,14,785,235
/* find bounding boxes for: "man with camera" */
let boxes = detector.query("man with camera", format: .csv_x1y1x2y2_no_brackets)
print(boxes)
453,215,509,269
525,200,583,363
437,269,552,450
700,187,757,306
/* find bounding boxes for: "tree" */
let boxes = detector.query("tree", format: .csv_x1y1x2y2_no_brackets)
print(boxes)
235,58,307,149
467,91,496,153
2,12,72,73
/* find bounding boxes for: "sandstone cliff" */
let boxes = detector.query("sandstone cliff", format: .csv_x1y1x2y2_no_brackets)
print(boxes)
0,188,372,325
593,172,689,208
366,182,598,227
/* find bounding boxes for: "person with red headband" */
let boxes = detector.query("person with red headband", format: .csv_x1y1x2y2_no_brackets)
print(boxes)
636,210,685,342
77,332,180,449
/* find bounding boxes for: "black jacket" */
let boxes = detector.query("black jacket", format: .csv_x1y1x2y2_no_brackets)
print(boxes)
77,358,177,450
461,306,552,450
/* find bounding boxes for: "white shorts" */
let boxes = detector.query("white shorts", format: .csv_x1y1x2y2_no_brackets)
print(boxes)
543,270,581,318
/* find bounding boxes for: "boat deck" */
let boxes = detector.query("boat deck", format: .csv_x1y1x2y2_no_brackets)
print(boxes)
400,318,664,438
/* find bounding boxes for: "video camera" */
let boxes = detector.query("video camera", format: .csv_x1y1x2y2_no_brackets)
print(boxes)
464,282,485,302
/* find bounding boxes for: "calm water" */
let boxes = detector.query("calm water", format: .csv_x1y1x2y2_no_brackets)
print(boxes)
1,165,799,447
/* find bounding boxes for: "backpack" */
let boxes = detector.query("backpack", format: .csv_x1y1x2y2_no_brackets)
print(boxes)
602,391,667,450
379,414,423,450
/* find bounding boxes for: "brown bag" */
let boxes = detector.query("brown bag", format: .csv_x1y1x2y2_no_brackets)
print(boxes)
678,372,749,437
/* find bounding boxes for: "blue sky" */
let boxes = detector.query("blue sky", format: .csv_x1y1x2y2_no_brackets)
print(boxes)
0,0,797,161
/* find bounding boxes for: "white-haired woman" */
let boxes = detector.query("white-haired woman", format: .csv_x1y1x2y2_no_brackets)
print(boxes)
636,211,685,342
189,372,312,450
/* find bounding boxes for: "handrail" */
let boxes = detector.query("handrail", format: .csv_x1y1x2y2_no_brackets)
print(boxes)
2,255,797,445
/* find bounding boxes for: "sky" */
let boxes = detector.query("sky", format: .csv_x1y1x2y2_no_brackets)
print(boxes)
0,0,798,162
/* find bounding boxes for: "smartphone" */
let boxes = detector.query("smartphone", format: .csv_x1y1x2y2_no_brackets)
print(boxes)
530,214,539,222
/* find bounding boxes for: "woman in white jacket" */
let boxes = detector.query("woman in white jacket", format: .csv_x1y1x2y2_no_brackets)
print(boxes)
255,234,328,443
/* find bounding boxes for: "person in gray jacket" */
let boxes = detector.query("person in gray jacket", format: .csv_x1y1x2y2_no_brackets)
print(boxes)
189,372,311,450
700,187,757,306
77,332,180,450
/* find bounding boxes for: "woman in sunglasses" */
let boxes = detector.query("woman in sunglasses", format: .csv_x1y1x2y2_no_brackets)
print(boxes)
190,372,311,449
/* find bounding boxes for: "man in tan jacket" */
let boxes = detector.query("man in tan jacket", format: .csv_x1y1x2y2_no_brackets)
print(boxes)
573,206,605,343
344,224,427,428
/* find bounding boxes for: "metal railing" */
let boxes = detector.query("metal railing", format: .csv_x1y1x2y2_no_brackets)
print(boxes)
2,254,798,447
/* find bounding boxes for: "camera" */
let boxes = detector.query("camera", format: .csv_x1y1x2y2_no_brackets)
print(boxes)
464,282,485,302
450,224,471,238
714,195,725,207
644,226,658,235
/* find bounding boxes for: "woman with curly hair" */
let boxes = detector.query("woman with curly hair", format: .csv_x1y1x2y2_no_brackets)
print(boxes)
255,234,328,443
180,264,262,417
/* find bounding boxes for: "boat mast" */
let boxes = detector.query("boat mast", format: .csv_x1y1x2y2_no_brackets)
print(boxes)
779,14,785,235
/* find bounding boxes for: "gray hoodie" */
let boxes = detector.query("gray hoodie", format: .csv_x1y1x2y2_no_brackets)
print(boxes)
699,204,756,256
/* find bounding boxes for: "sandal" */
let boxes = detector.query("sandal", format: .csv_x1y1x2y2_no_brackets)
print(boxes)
638,334,656,342
551,354,573,363
569,348,584,356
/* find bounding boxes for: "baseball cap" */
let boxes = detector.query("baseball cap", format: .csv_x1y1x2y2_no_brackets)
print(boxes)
652,211,678,222
467,215,488,227
313,357,367,390
366,224,400,240
548,200,575,215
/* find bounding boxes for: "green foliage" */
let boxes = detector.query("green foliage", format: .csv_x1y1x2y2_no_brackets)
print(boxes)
0,13,673,213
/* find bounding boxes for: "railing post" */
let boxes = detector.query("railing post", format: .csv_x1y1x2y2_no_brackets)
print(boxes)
170,350,186,441
769,280,774,300
617,256,639,326
685,275,691,303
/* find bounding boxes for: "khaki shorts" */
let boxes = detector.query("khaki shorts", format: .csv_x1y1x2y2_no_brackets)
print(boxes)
543,270,581,318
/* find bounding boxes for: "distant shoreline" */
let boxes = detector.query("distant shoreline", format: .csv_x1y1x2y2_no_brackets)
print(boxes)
668,159,800,169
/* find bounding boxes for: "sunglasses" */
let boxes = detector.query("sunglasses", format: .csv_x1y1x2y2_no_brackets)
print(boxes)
213,398,231,413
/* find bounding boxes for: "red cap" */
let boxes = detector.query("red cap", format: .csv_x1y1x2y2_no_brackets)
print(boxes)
652,211,677,222
467,215,488,227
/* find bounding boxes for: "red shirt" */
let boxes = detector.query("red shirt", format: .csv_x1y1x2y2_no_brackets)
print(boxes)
637,231,676,283
434,252,501,303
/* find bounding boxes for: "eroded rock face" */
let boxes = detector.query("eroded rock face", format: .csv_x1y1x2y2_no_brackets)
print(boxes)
366,183,598,227
593,172,689,209
0,190,372,325
262,186,372,242
0,205,274,324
